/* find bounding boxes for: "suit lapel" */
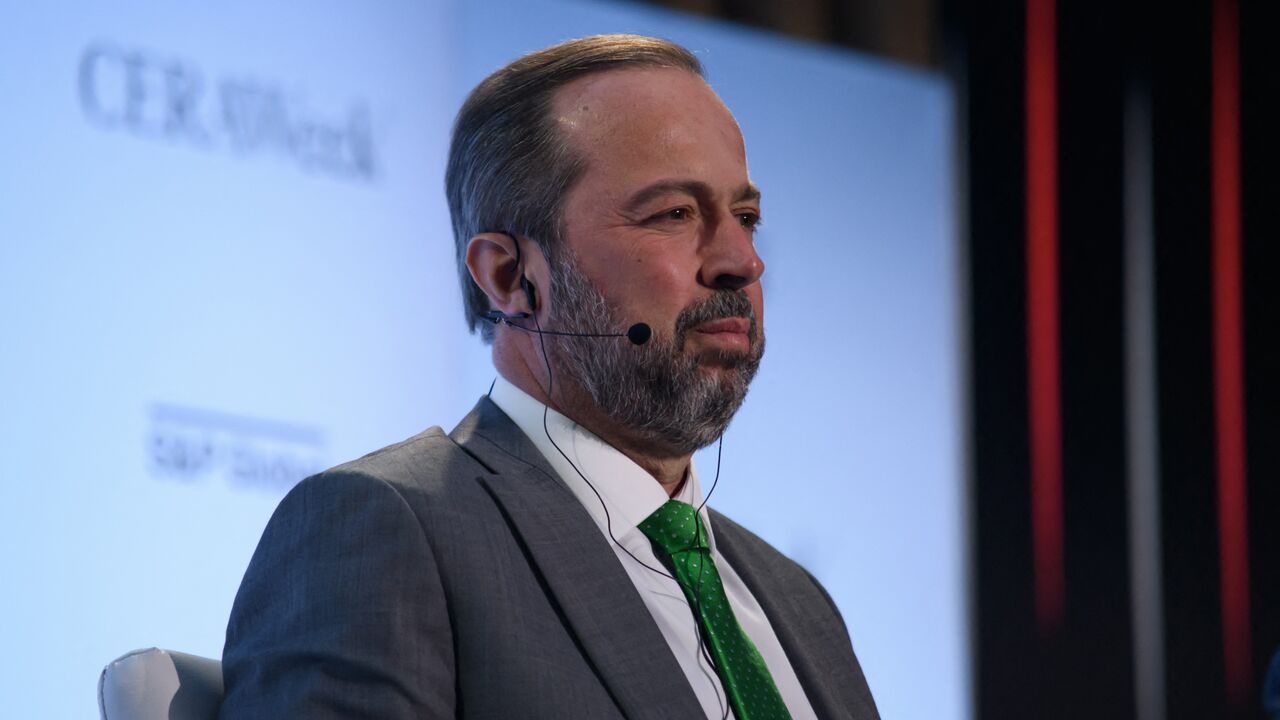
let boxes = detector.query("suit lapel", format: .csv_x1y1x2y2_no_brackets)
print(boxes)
713,512,869,720
451,398,704,720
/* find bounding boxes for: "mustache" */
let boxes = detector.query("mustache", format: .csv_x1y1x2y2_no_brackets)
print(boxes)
674,290,757,348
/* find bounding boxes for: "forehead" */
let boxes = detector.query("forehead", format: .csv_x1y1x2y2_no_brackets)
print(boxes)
550,67,746,173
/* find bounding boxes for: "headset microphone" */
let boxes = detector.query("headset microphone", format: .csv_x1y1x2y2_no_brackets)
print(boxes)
483,235,724,717
482,310,651,346
626,323,653,345
483,233,651,346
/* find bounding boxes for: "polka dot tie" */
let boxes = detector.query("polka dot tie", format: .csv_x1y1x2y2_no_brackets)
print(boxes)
638,500,792,720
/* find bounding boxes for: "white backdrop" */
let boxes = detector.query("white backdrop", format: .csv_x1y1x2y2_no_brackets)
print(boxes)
0,1,965,718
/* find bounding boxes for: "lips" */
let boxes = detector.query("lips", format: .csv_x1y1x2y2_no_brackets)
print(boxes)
693,317,751,335
673,291,757,352
690,317,753,354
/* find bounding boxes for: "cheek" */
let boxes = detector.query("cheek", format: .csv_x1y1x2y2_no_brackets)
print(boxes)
567,254,677,321
594,242,686,293
623,254,695,310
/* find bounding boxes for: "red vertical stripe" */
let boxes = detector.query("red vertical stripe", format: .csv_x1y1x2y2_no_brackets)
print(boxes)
1211,0,1251,705
1026,0,1064,633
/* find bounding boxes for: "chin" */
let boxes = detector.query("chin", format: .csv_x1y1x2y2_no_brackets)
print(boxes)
693,346,760,371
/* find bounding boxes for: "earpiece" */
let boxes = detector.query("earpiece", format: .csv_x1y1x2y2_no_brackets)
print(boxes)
520,274,538,313
482,231,650,345
508,234,537,313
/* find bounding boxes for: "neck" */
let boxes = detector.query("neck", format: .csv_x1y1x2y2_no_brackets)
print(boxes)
494,345,690,495
599,425,690,496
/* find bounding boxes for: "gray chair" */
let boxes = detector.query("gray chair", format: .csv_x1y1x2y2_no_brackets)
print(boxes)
99,648,224,720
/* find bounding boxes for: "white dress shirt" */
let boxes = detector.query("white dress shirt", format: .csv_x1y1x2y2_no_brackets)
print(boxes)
489,376,817,720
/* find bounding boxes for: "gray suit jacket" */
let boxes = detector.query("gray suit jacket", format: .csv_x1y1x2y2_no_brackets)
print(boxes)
219,397,879,719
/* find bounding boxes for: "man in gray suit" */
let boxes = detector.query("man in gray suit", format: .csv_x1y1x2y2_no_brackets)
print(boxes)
219,35,879,719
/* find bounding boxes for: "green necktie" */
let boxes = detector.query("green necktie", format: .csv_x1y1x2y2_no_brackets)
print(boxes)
638,500,793,720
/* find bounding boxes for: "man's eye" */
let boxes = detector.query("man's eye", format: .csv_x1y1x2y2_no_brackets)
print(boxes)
738,212,762,231
645,207,692,224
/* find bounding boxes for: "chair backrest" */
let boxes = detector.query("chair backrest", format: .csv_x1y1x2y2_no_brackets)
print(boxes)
99,648,223,720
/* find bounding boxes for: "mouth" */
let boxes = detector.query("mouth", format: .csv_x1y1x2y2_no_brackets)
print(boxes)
690,317,752,350
672,290,758,356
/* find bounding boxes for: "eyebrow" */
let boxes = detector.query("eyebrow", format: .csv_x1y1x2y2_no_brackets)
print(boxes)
621,179,762,215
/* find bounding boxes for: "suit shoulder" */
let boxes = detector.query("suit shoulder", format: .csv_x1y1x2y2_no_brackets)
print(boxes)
262,425,496,541
315,425,491,498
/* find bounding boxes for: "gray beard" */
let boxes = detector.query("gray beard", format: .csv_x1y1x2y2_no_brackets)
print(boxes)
544,254,764,456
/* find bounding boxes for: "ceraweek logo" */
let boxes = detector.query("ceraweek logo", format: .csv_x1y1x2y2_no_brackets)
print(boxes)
79,42,376,181
148,403,326,492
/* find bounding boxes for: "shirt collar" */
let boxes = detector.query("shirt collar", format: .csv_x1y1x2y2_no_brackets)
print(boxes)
487,375,714,549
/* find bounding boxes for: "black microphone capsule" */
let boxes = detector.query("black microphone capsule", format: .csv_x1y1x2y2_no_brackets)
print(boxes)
626,323,651,346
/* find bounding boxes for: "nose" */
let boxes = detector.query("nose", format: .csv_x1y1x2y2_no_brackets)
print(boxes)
698,214,765,291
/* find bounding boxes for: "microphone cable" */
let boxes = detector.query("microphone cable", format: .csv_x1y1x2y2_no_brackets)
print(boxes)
528,305,731,720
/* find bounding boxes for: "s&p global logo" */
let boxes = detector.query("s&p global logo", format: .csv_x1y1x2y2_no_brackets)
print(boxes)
79,42,376,181
148,403,327,493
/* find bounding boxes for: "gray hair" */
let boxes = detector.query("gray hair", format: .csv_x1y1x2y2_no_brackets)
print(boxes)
445,34,704,342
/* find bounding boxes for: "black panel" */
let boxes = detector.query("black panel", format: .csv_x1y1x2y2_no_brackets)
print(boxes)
942,0,1280,716
1240,0,1280,711
1057,2,1136,717
946,0,1039,717
1150,2,1226,718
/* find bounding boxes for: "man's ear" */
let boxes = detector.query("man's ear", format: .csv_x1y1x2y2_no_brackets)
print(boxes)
466,232,531,315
